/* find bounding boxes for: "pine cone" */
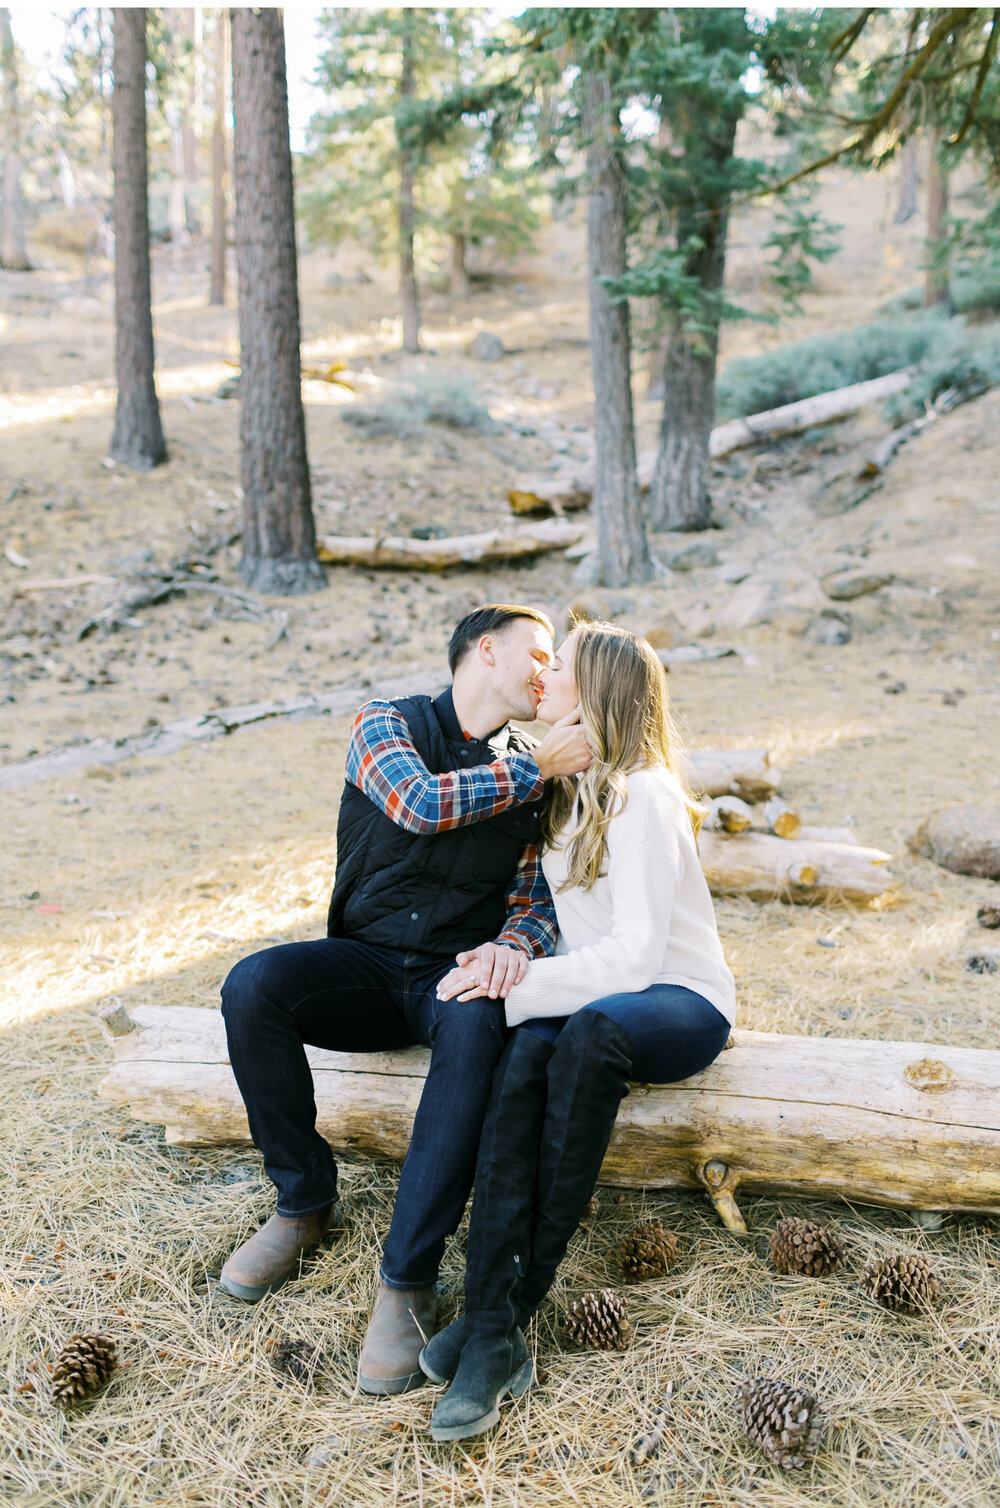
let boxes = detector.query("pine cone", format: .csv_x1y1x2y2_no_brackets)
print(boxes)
862,1252,939,1314
579,1193,601,1226
563,1289,632,1350
50,1332,117,1407
739,1376,824,1469
769,1217,846,1278
270,1338,325,1388
618,1220,680,1282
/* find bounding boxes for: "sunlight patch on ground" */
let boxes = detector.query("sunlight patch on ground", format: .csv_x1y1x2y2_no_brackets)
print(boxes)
0,842,334,1031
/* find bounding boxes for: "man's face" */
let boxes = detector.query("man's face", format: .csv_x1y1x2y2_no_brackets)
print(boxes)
483,618,555,722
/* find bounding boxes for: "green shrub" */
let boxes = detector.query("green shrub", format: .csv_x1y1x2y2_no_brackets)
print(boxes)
885,321,1000,420
715,316,946,419
342,372,500,438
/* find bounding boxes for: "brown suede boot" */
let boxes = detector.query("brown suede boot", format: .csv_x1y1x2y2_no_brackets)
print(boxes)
219,1205,338,1301
357,1282,438,1395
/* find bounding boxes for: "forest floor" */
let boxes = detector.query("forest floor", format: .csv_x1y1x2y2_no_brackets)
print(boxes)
2,171,1000,1508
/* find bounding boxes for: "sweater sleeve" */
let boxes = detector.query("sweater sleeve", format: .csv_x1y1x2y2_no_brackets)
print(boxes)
503,774,680,1026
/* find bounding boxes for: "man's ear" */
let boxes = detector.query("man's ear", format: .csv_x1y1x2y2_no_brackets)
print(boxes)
478,633,496,667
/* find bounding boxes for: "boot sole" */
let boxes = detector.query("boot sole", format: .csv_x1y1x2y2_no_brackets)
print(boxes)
428,1359,535,1442
218,1271,293,1302
357,1368,425,1396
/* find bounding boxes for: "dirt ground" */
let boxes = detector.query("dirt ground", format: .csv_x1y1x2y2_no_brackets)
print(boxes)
2,166,1000,1508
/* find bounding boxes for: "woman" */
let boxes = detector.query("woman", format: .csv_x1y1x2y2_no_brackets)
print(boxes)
422,620,736,1442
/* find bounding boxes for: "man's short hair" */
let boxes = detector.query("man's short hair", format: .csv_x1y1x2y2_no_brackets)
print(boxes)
448,603,555,675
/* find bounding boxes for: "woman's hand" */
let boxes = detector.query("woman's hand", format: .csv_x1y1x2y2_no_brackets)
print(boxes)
436,943,529,1002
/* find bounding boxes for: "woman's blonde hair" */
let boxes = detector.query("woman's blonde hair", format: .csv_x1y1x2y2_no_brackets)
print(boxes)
540,620,703,892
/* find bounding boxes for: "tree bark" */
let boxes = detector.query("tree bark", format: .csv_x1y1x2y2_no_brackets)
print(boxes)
0,8,30,270
582,70,652,587
893,133,918,224
209,9,228,305
109,9,167,471
397,11,420,353
230,7,324,595
924,129,951,311
449,231,469,299
647,113,738,532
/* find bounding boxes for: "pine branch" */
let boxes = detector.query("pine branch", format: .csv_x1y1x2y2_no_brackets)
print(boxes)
948,9,1000,146
828,7,877,64
758,7,975,199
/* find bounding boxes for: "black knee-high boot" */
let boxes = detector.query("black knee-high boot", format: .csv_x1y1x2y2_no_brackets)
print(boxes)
422,1011,634,1403
426,1029,553,1442
517,1009,633,1316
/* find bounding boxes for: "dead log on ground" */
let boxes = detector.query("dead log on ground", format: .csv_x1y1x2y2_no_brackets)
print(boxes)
98,1004,1000,1232
509,372,915,513
687,747,781,803
0,668,446,792
708,796,753,833
763,798,801,839
698,830,894,905
908,804,1000,879
317,518,587,570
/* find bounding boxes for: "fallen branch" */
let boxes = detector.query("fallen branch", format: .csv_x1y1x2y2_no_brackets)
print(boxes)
75,570,269,640
99,1004,1000,1230
316,517,587,570
0,668,446,792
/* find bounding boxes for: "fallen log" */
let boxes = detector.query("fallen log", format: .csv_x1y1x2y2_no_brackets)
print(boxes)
698,830,894,905
98,1003,1000,1232
316,518,587,570
763,798,801,839
687,747,781,804
509,371,915,513
908,804,1000,879
708,795,753,833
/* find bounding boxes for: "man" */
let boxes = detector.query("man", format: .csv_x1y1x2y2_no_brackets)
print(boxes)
219,603,592,1395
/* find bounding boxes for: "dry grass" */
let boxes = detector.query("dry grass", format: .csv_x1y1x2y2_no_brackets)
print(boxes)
3,671,999,1507
3,183,1000,1508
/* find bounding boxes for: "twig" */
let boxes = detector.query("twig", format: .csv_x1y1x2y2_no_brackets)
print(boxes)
631,1381,676,1465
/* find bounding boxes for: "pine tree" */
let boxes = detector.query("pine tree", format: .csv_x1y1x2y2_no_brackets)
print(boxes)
0,9,30,270
230,6,324,596
209,9,228,306
109,7,167,472
303,9,539,337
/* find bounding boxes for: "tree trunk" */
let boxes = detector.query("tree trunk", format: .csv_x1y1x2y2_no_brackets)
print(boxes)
925,129,951,312
0,9,30,271
209,9,227,305
397,11,420,353
449,231,469,299
582,70,652,587
893,133,919,225
109,9,167,471
647,113,738,533
229,7,324,596
167,102,190,246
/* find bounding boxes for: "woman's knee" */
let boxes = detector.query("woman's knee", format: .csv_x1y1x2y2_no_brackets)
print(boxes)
430,996,506,1054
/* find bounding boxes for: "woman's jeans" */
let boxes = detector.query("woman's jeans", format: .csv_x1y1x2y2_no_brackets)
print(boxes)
221,938,506,1291
519,982,731,1083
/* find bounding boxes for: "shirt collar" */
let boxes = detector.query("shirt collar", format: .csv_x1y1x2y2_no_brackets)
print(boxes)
435,686,511,752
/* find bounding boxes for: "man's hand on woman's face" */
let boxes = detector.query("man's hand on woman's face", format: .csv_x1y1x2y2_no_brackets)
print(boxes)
436,942,529,1002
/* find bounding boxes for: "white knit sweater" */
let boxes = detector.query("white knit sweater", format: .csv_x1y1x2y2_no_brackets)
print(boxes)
504,765,736,1028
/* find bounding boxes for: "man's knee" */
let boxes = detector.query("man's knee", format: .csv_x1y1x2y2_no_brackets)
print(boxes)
221,948,285,1024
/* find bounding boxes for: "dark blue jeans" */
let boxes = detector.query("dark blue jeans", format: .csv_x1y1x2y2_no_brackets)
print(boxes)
220,938,507,1290
520,982,731,1083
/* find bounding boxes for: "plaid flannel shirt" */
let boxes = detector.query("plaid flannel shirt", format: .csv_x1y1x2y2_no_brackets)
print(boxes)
346,699,556,959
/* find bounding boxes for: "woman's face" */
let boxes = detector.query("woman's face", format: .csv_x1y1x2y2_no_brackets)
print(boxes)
538,634,578,724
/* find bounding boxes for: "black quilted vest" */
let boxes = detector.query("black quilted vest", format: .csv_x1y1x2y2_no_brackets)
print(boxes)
326,688,543,957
